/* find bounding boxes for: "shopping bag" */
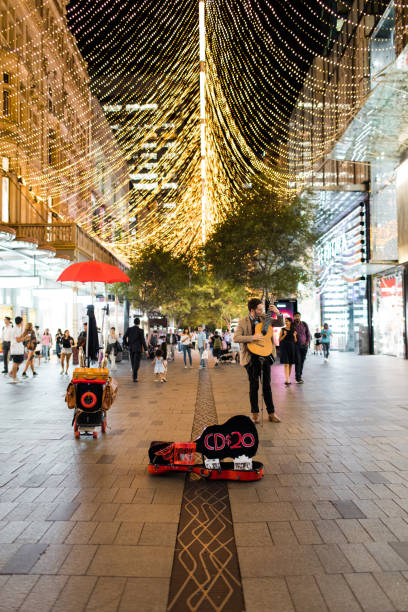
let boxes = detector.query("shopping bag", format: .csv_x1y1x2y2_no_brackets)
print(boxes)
202,350,209,360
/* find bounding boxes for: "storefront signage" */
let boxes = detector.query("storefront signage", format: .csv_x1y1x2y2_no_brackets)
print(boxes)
316,232,348,265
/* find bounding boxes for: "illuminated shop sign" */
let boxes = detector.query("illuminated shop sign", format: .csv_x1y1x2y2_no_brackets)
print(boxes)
316,233,348,265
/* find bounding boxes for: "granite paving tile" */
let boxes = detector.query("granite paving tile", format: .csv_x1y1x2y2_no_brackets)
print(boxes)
315,574,361,612
52,575,97,612
286,575,329,611
373,571,408,611
345,573,395,612
0,575,39,611
118,577,170,612
242,577,295,612
0,542,48,574
85,576,126,611
390,541,408,564
20,575,68,612
237,544,324,577
87,545,174,577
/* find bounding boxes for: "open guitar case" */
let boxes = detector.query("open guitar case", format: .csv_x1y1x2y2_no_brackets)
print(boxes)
148,415,264,481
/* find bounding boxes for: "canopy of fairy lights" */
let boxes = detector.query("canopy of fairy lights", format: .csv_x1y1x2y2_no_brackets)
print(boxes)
1,0,402,259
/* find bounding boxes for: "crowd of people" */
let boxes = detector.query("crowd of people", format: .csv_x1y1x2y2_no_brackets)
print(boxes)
1,313,334,428
0,316,126,383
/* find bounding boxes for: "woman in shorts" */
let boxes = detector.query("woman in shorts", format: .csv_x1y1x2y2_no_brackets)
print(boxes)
60,330,74,375
22,323,38,378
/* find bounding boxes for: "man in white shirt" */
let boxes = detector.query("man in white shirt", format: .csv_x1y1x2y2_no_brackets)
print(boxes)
166,328,178,362
1,316,13,374
9,316,28,383
197,326,207,369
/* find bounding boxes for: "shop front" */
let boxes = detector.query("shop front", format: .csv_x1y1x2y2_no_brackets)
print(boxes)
315,204,368,351
372,267,406,358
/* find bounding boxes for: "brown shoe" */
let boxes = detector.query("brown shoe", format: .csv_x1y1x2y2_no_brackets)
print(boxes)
268,414,280,423
251,414,260,424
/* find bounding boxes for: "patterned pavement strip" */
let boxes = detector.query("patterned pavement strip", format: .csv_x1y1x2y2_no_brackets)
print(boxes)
167,368,245,611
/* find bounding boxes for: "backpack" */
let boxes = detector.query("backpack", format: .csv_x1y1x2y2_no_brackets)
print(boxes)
213,337,222,350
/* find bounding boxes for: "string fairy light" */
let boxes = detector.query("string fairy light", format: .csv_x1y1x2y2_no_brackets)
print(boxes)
1,0,407,259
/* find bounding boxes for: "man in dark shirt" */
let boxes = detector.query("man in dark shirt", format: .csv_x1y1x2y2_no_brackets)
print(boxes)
293,311,311,384
123,317,147,382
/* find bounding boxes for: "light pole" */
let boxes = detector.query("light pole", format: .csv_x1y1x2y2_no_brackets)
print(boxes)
199,0,206,244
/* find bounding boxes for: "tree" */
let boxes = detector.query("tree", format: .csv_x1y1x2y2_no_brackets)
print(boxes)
204,185,316,297
174,276,246,329
115,245,190,319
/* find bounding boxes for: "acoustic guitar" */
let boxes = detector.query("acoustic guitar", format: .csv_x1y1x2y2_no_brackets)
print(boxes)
247,300,277,357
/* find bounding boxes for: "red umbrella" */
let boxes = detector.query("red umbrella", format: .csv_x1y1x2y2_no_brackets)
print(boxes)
57,260,130,283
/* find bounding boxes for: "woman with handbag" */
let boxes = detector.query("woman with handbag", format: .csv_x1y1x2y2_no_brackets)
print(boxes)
180,328,192,368
22,323,38,378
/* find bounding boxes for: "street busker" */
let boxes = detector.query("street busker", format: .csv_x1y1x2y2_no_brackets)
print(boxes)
234,298,283,424
123,317,147,382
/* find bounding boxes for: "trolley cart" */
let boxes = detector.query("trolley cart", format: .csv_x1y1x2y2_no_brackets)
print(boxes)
65,367,117,439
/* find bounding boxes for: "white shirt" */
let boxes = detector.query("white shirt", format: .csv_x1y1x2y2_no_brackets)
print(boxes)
10,326,25,355
2,325,13,343
181,334,191,346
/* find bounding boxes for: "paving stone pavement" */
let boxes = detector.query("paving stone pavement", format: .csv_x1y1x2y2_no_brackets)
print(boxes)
0,351,407,610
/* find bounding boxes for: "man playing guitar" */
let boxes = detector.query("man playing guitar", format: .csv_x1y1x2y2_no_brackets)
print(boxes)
234,297,283,424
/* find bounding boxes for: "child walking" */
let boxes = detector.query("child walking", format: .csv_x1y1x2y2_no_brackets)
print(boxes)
153,348,166,383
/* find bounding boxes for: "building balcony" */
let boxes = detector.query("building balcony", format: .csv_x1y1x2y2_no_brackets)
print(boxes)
5,222,127,270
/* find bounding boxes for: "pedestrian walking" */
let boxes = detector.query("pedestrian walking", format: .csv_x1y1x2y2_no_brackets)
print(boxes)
153,348,166,383
321,323,332,361
60,330,74,375
123,317,147,382
55,329,63,360
293,311,311,384
234,297,283,424
166,328,178,361
180,328,192,368
41,329,52,361
106,327,119,371
212,332,222,365
279,317,297,386
34,325,42,366
197,325,207,369
22,323,38,378
8,316,29,383
313,328,322,355
191,330,197,350
2,316,13,374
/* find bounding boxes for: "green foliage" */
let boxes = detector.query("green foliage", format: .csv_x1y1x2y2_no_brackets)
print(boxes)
116,245,246,328
204,185,316,297
115,245,190,316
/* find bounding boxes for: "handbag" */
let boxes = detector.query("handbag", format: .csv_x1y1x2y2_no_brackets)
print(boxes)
202,350,209,360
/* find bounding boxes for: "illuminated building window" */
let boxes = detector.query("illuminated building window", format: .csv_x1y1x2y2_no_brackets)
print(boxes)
3,90,9,116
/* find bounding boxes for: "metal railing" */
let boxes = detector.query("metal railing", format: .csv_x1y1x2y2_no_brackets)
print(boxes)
7,223,125,268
